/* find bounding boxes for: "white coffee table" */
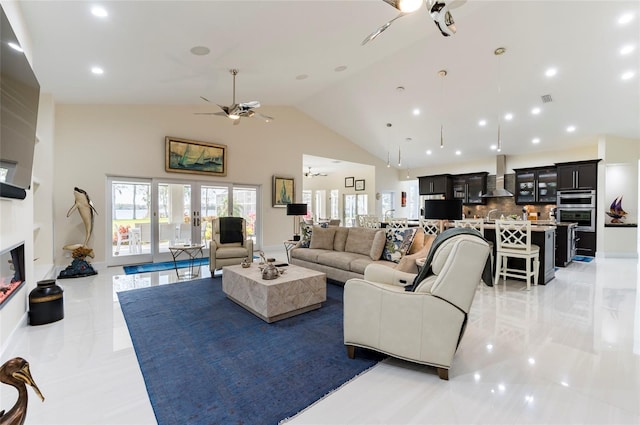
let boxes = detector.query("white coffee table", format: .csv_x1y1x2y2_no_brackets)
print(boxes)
222,264,326,323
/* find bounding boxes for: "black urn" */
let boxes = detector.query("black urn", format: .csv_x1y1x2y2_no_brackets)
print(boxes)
29,279,64,325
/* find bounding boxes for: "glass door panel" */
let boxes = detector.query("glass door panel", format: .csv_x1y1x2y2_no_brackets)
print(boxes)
157,182,197,256
233,187,257,245
109,177,153,266
344,194,356,227
200,185,229,247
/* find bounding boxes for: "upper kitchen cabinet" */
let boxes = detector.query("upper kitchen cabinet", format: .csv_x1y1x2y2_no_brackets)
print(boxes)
418,174,453,198
452,172,488,205
513,166,557,204
556,159,600,191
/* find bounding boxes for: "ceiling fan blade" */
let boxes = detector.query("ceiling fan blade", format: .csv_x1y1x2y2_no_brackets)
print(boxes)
239,101,261,108
256,112,274,122
200,96,212,103
362,12,407,45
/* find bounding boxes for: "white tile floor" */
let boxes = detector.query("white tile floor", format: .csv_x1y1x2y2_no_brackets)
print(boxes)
2,254,639,424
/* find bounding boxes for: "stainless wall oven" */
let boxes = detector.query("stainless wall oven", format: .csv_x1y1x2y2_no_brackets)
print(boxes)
557,190,596,232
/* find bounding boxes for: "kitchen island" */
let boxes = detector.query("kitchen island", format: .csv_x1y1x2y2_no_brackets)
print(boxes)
481,223,556,285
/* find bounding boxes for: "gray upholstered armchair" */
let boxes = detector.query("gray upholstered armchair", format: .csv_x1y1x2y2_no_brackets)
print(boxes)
209,217,254,273
344,230,491,380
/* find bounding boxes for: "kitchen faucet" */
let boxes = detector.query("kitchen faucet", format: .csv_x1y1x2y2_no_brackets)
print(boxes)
486,209,498,221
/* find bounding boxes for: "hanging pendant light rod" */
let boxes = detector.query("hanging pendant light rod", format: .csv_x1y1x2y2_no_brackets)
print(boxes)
494,47,506,152
438,69,447,149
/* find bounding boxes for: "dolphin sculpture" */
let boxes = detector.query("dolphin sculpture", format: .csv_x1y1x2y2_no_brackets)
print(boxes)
63,187,98,250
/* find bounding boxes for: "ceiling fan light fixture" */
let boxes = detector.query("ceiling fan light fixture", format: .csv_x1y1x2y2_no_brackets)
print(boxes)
397,0,422,13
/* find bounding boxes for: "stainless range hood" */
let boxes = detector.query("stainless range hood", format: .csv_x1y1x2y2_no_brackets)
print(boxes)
483,154,514,197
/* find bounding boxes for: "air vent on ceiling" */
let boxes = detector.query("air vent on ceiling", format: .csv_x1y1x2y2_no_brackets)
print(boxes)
541,94,553,103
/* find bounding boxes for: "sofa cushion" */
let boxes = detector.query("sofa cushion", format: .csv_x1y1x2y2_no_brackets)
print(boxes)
290,248,328,263
344,227,386,260
316,251,355,270
310,226,337,250
333,227,349,252
381,227,417,263
299,223,328,248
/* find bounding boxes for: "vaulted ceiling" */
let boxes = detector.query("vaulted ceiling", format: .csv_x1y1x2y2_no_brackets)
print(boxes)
16,1,640,173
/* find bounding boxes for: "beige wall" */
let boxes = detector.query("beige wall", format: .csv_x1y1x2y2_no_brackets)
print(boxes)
53,104,392,264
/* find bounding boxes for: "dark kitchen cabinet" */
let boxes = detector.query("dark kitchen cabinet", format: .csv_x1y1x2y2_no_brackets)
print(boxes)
556,160,600,190
452,172,488,205
418,174,453,198
575,230,596,257
513,166,557,204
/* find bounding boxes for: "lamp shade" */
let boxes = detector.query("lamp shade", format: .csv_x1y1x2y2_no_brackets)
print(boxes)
424,199,463,220
286,203,308,216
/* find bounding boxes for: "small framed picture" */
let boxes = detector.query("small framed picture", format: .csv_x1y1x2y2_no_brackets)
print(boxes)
355,179,365,191
345,177,354,188
272,175,295,207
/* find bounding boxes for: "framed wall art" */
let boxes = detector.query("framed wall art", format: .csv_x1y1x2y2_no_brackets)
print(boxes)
165,136,227,176
355,179,365,191
273,175,295,207
345,177,354,188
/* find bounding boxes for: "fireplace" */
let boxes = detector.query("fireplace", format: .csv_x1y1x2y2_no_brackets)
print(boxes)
0,242,25,307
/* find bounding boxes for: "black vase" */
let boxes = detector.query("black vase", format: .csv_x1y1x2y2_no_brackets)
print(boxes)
29,279,64,325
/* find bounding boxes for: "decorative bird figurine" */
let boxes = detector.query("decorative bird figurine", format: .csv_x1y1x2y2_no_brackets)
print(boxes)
0,358,44,425
606,196,627,224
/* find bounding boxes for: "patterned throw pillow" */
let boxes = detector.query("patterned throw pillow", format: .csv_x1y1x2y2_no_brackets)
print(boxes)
381,227,417,263
299,223,329,248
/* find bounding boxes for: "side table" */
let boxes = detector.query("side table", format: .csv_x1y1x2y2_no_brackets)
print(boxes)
168,244,204,279
283,240,298,262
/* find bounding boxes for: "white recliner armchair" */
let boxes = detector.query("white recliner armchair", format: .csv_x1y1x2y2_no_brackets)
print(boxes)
209,217,254,273
344,229,491,380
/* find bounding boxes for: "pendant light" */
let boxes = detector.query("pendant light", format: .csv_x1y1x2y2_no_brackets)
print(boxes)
386,150,391,168
494,47,506,152
438,70,447,148
398,146,402,167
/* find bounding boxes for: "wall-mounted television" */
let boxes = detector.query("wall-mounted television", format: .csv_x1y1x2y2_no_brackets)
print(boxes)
0,4,40,200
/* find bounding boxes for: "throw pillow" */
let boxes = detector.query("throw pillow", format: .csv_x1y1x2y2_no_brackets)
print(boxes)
310,226,337,250
381,227,417,263
219,217,244,244
299,222,328,248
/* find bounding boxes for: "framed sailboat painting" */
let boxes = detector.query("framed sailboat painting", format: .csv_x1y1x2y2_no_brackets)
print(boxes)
165,136,227,176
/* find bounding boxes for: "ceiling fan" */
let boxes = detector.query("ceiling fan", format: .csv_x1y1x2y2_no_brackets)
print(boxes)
196,69,274,125
304,167,328,178
362,0,465,45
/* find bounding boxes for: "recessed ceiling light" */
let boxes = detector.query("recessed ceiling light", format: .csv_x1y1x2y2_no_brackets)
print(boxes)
190,46,210,56
566,125,576,132
478,119,487,127
504,113,513,121
91,66,104,75
426,150,432,155
455,150,461,155
545,67,557,77
295,74,308,80
621,70,635,80
413,108,420,116
7,42,23,52
405,137,412,142
618,13,634,25
334,65,347,72
490,144,497,150
532,138,540,144
531,107,541,115
396,86,405,92
620,44,635,55
91,6,108,18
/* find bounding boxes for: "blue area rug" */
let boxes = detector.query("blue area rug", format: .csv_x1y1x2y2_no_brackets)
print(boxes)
573,255,594,263
123,258,209,274
118,278,383,425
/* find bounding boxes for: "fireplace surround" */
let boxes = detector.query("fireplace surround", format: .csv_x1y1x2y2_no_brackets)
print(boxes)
0,242,25,308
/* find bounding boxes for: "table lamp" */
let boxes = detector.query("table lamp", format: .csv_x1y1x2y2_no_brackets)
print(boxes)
286,203,308,241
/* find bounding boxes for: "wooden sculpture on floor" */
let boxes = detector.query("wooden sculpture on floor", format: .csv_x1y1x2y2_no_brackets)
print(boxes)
58,187,98,278
0,357,44,425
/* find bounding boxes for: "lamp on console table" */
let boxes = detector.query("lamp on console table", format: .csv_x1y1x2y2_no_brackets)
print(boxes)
424,199,463,230
286,203,308,241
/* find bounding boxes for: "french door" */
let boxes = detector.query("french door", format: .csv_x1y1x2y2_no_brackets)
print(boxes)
108,177,260,266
